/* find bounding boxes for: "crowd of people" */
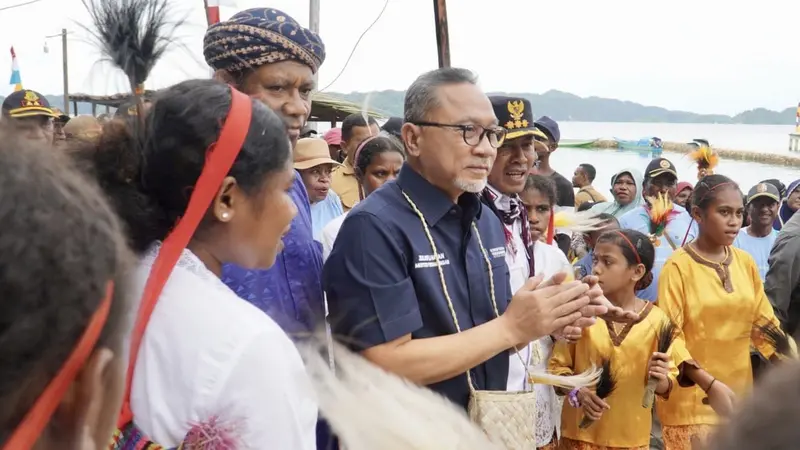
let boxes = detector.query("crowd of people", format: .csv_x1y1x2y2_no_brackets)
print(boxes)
2,3,800,450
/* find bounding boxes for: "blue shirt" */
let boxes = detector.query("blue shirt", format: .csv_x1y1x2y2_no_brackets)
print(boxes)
618,204,698,301
734,227,778,281
311,190,344,241
323,165,511,409
574,250,593,279
222,171,324,334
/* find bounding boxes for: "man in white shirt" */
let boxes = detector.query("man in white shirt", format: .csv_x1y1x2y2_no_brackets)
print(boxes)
481,96,569,449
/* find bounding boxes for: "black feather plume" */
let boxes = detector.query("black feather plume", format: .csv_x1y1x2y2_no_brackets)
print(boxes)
595,358,617,399
81,0,183,92
656,319,678,354
758,321,793,358
579,358,616,428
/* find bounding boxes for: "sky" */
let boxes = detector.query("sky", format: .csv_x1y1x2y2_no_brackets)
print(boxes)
0,0,798,116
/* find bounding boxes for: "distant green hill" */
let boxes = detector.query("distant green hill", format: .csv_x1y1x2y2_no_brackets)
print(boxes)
328,89,796,125
1,90,795,125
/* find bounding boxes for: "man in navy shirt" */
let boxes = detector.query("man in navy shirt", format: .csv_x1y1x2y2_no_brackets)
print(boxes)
324,68,611,410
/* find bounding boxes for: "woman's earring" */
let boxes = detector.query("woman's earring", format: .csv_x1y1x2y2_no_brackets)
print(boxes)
221,212,230,220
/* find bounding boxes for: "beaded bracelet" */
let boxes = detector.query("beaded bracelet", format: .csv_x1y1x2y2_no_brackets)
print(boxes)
568,388,581,408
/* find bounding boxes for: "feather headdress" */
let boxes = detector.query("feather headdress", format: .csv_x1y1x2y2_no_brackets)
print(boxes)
299,340,504,450
644,192,679,247
687,143,719,180
579,358,616,429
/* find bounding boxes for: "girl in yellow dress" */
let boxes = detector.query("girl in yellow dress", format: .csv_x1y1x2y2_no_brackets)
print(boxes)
656,174,784,450
549,229,679,450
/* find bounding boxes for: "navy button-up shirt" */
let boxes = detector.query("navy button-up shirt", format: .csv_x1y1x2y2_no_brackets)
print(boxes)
323,165,512,409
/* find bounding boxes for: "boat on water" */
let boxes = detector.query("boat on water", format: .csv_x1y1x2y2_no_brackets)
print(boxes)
614,137,663,156
559,138,598,148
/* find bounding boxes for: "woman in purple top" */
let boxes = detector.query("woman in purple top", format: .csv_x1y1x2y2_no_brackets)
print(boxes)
204,9,326,334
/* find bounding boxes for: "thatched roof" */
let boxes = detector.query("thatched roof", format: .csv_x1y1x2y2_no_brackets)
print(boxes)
68,90,385,123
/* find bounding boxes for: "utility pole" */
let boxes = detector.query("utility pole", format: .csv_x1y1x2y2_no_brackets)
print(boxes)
44,29,71,115
61,29,69,115
432,0,450,68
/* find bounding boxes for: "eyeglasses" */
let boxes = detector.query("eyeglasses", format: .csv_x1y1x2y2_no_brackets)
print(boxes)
411,121,506,148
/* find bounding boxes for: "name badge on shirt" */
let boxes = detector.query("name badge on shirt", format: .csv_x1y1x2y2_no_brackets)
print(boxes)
414,252,451,269
489,246,505,260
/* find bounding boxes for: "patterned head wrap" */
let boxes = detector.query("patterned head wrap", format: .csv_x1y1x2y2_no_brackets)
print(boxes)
203,8,326,74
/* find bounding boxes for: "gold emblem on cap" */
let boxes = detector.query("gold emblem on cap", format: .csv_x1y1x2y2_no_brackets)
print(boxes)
22,90,43,107
757,183,768,193
659,160,670,169
505,100,528,130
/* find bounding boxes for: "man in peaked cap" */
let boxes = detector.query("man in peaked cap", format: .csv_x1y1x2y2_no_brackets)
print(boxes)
618,156,697,302
735,182,780,281
1,89,58,144
482,96,564,448
533,115,574,208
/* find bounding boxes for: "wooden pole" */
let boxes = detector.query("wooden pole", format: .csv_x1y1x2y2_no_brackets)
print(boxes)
432,0,450,68
309,0,320,130
61,28,70,115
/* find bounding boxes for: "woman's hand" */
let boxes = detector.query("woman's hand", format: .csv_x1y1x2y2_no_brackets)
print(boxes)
703,379,736,417
648,352,671,394
578,387,609,421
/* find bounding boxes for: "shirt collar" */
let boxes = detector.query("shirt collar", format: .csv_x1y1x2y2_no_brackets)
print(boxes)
486,184,518,212
339,158,355,175
396,164,482,226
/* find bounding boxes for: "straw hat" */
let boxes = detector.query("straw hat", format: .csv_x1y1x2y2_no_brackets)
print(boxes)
294,138,342,170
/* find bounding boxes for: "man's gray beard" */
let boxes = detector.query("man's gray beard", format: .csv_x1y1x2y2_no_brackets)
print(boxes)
454,178,487,193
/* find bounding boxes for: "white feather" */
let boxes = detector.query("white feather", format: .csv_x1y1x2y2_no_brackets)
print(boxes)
553,210,612,234
298,340,504,450
528,365,601,389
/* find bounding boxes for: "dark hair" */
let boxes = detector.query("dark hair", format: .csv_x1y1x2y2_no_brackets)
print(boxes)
75,79,291,254
594,213,619,227
341,113,378,143
523,174,557,207
579,163,597,182
692,174,741,212
577,201,596,212
404,67,478,123
355,133,405,176
596,229,655,291
0,133,130,440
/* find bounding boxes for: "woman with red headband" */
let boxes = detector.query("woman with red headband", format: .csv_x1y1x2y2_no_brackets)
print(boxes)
656,174,787,449
80,80,317,449
0,132,130,449
550,229,679,450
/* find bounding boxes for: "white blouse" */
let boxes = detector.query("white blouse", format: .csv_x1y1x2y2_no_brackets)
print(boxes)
506,240,571,447
129,244,318,449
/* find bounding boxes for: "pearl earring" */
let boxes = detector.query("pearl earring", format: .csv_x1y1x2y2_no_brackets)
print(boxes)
221,212,230,220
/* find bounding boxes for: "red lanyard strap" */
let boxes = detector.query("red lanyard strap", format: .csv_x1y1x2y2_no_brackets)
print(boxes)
3,282,115,450
117,87,252,427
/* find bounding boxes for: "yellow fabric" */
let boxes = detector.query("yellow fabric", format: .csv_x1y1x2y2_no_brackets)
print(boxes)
655,247,781,427
548,304,680,448
331,159,360,211
574,186,608,209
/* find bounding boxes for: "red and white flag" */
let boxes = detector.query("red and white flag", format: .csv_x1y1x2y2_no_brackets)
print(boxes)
206,0,237,25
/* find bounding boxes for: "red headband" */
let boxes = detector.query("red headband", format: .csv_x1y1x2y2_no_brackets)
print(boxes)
615,230,642,265
3,281,114,450
117,87,252,428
